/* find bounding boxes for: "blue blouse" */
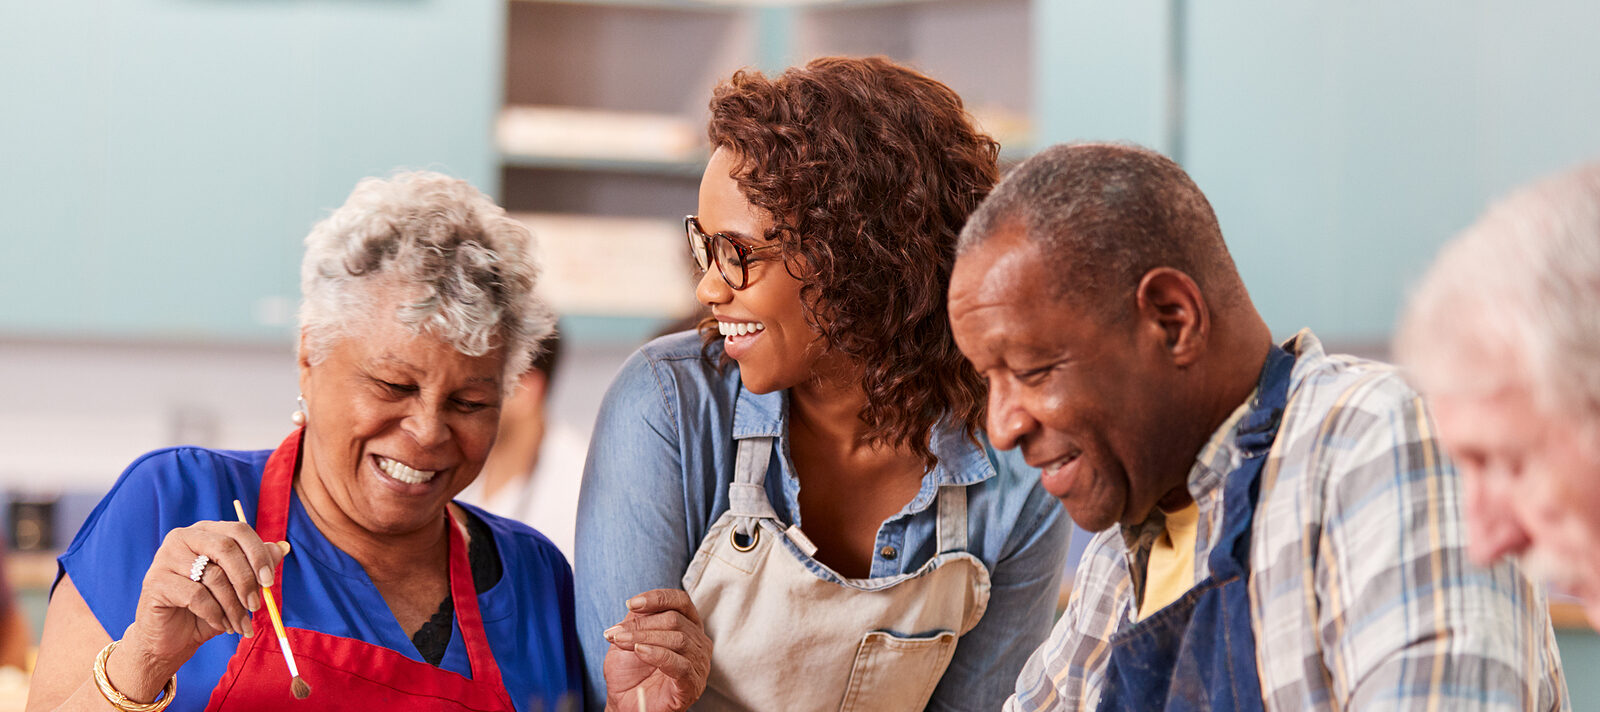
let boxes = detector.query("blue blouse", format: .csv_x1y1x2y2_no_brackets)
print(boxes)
575,331,1072,712
57,445,583,712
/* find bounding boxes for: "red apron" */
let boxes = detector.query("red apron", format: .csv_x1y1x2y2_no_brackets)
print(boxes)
204,430,516,711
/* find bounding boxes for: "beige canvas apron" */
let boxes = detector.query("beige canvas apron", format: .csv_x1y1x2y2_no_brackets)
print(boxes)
682,436,992,712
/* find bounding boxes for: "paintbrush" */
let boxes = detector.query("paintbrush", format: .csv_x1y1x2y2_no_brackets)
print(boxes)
635,687,647,712
233,499,312,700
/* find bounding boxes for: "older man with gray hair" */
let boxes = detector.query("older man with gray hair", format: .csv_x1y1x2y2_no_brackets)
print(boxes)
1397,161,1600,629
948,142,1568,711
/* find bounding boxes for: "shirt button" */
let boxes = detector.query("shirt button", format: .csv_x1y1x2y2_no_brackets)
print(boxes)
880,545,898,560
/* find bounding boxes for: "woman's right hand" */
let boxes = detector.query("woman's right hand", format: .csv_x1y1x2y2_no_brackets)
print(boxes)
117,520,288,679
601,589,712,712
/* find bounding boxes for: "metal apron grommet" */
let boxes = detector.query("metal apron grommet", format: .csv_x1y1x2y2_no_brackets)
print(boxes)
731,526,760,552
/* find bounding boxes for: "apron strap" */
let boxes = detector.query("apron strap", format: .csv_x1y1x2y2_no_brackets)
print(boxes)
1208,344,1297,580
934,485,968,553
728,437,779,539
445,509,507,693
255,428,302,543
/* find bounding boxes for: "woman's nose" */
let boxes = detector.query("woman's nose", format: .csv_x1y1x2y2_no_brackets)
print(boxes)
695,266,732,307
402,405,450,449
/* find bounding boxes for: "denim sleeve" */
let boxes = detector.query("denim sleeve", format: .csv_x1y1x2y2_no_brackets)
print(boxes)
574,349,694,711
929,474,1072,712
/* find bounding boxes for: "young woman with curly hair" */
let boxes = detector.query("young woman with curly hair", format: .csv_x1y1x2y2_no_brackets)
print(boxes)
575,56,1070,712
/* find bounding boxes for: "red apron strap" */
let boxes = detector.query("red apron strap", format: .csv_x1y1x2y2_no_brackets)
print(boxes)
255,428,300,544
446,508,506,692
251,428,301,608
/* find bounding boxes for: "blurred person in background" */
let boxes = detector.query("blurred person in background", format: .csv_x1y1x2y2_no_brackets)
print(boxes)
1397,160,1600,629
457,329,589,561
948,142,1567,711
27,172,596,711
577,56,1070,712
0,547,31,671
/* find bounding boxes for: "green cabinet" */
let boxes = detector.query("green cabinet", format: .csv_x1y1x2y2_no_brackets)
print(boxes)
0,0,502,342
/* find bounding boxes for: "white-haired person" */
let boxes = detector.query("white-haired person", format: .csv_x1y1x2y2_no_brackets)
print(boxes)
24,172,683,711
1397,160,1600,629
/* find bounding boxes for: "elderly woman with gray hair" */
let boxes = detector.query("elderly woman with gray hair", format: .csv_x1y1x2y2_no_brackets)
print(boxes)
1397,160,1600,629
27,172,607,711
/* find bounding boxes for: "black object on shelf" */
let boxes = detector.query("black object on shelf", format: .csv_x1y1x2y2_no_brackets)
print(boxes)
8,496,58,552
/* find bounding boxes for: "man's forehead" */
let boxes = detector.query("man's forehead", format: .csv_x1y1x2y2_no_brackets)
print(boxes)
951,236,1091,362
952,230,1047,304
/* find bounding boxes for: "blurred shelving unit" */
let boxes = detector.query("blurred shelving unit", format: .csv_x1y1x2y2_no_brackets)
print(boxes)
497,0,1034,344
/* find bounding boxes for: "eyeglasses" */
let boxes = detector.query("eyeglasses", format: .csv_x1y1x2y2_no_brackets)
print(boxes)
684,215,782,290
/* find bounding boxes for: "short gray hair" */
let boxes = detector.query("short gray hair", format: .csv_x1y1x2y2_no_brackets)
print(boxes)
298,171,555,389
957,142,1243,317
1396,160,1600,422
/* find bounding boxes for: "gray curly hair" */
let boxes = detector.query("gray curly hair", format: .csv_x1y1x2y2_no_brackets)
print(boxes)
298,171,555,389
1397,160,1600,424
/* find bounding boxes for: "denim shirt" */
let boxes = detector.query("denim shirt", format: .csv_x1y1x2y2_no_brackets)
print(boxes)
575,331,1071,711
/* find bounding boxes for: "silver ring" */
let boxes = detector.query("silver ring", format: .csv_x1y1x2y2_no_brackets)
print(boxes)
189,554,211,582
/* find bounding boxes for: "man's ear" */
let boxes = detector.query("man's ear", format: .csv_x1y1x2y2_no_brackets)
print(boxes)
1134,267,1209,367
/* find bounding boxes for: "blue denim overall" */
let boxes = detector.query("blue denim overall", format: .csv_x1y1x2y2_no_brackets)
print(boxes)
1096,345,1295,712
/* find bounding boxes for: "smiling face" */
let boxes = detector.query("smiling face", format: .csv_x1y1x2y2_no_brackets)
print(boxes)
1429,360,1600,624
297,290,505,537
694,147,826,394
949,227,1190,532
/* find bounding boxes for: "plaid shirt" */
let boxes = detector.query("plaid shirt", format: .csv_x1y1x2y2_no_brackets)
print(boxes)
1007,330,1568,712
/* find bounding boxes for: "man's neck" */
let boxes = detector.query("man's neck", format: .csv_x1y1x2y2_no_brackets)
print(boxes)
1148,309,1275,519
1198,310,1275,450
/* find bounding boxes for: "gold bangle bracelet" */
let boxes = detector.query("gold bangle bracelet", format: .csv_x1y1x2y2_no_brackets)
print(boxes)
93,640,178,712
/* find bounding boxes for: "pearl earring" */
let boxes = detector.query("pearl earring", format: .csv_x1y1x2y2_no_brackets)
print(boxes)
291,394,307,426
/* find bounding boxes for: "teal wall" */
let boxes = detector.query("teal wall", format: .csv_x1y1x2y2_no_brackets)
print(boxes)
0,0,501,342
1557,630,1600,705
1034,1,1174,152
1035,0,1600,342
7,2,1599,346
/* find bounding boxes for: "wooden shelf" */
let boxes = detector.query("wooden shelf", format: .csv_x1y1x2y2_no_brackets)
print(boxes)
4,552,57,591
1552,601,1593,631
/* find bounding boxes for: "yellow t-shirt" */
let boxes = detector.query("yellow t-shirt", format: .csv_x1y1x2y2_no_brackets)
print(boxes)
1137,501,1201,621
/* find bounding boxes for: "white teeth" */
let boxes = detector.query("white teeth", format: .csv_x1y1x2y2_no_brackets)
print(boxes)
377,456,438,485
1046,453,1080,472
718,321,765,337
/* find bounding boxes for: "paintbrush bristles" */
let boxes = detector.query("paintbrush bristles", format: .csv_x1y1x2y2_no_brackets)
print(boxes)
291,676,312,699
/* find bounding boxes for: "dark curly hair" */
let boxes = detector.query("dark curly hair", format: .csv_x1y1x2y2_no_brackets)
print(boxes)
700,55,999,467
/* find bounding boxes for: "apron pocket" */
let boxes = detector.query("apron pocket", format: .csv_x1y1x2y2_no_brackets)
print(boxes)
837,629,958,712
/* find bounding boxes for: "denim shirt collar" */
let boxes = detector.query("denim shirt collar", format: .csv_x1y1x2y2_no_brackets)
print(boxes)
730,382,786,439
730,382,996,520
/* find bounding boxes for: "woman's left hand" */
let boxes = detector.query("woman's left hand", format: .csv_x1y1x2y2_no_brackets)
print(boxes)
600,589,712,712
